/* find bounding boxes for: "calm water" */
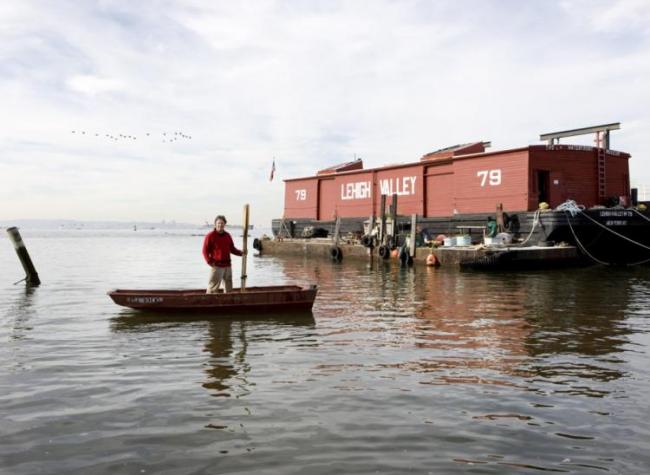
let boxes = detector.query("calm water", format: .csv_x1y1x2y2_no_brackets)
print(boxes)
1,228,650,474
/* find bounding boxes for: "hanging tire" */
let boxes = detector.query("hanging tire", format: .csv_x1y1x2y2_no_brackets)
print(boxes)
253,238,262,251
378,245,390,259
361,235,373,248
330,246,342,261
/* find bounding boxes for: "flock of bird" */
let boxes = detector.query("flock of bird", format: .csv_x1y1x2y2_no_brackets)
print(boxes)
70,130,192,143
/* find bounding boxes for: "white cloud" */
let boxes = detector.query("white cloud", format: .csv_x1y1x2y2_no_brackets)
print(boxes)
562,0,650,34
66,74,125,95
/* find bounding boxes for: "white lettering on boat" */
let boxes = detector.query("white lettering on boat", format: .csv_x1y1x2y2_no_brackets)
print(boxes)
341,181,371,200
599,210,633,218
605,220,628,226
547,145,594,152
126,296,164,304
379,176,417,196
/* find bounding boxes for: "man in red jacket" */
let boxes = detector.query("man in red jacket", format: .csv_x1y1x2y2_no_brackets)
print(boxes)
202,215,245,293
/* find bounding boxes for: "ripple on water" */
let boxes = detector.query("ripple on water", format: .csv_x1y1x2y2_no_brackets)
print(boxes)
1,236,650,473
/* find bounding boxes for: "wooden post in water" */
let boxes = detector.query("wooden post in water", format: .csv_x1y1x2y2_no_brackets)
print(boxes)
496,203,505,233
333,216,341,247
390,193,398,245
6,227,41,286
240,204,249,291
409,214,417,258
379,194,387,244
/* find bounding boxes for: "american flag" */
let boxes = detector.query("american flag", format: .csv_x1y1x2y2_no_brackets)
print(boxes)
269,158,276,182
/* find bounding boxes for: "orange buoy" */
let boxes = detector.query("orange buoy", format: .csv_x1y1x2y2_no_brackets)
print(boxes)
391,249,399,258
435,234,446,242
426,253,439,267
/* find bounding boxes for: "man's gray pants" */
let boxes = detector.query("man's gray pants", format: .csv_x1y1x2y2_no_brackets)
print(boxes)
207,266,233,293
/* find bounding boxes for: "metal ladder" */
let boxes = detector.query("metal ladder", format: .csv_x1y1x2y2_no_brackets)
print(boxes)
597,146,606,200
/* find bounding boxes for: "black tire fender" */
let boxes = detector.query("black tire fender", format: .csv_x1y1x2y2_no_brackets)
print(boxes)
330,246,342,261
253,238,262,251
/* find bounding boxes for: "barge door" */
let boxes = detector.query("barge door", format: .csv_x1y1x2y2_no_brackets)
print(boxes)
536,170,550,204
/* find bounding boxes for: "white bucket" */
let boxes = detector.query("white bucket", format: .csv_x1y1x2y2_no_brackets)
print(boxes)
443,237,456,247
456,235,471,246
484,236,494,245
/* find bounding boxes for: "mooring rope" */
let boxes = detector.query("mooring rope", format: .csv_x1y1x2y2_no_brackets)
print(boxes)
632,207,650,224
555,200,585,217
626,209,650,265
511,208,541,247
563,212,611,266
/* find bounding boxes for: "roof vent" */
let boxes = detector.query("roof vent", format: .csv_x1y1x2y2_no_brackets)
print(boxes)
421,141,491,161
317,158,364,175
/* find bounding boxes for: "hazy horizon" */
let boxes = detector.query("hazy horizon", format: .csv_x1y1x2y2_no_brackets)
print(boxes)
0,218,267,229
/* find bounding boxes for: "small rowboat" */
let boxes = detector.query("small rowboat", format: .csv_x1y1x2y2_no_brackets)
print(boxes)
108,285,318,313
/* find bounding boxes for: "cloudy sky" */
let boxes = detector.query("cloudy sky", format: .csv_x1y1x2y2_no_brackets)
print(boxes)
1,0,649,225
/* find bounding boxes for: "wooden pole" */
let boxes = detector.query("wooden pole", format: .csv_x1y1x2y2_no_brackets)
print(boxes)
410,214,417,258
6,227,41,286
390,193,398,245
241,204,249,291
333,216,341,246
379,194,387,244
496,203,504,233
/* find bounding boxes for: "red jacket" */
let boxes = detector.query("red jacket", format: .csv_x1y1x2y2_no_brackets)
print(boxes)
202,230,242,267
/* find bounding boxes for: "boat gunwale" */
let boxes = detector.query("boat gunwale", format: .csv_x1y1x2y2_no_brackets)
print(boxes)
108,285,312,297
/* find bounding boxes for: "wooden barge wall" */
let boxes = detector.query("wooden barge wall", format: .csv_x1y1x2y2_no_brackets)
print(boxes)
280,144,630,228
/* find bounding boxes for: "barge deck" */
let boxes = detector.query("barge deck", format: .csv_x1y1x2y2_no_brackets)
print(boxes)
259,238,581,269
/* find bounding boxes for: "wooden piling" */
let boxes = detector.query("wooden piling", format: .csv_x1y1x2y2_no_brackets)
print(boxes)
496,203,505,232
333,216,341,246
409,214,417,257
6,227,41,286
390,193,398,241
379,195,387,244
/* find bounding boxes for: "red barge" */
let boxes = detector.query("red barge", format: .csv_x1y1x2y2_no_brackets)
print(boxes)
272,123,650,266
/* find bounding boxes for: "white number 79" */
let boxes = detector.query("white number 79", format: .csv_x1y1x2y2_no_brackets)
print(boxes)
477,169,501,186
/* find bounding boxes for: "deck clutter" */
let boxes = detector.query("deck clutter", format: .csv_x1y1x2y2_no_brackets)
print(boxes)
269,123,650,268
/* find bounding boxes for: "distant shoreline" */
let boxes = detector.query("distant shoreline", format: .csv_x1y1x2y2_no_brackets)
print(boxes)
0,219,255,230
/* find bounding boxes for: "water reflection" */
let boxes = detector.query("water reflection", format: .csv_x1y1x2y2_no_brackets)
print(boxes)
6,286,37,341
273,256,636,392
111,311,315,398
521,269,632,358
202,319,249,397
4,231,650,473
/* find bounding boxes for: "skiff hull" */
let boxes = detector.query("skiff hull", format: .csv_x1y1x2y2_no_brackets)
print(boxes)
108,285,318,313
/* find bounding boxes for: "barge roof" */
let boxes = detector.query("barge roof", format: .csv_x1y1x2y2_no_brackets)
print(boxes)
284,144,630,182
